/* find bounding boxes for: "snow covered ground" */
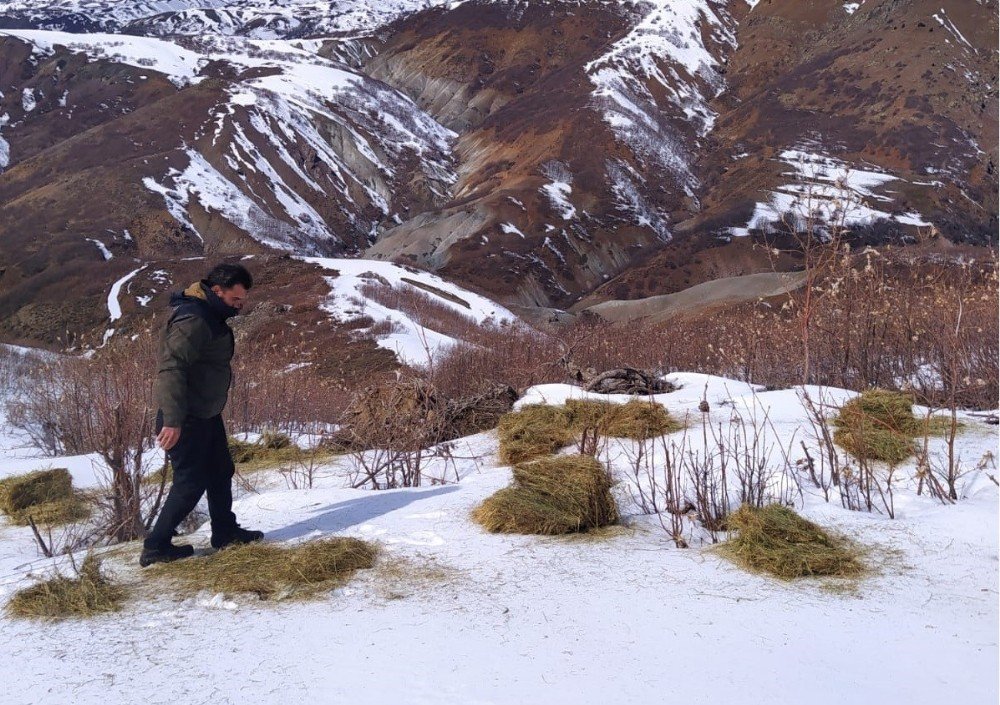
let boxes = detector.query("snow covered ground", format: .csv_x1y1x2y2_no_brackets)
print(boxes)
0,373,996,705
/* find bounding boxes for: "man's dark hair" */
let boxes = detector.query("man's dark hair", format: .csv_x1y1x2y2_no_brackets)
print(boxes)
204,263,253,290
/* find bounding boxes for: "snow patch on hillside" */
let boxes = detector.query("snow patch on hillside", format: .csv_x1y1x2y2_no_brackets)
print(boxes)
107,264,147,322
20,88,36,112
303,257,513,366
0,0,470,38
0,29,208,87
0,113,10,170
731,149,933,236
144,149,339,253
40,31,454,252
607,158,672,240
86,238,113,260
585,1,735,188
541,181,577,221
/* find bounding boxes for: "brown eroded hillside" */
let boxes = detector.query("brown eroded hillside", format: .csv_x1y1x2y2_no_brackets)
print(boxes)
0,0,995,350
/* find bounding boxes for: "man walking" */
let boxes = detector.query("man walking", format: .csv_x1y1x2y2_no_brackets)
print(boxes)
140,263,264,567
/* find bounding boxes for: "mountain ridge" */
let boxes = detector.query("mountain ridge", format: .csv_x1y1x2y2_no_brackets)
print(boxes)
0,0,995,348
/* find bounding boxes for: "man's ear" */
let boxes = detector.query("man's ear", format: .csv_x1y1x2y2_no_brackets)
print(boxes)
211,285,224,296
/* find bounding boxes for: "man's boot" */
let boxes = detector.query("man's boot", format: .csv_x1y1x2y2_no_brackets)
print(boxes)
211,525,264,550
139,542,195,567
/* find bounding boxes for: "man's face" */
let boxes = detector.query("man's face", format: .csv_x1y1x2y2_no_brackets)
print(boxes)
212,284,248,311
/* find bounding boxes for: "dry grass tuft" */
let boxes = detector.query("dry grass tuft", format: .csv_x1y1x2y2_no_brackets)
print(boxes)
473,455,619,535
0,468,90,526
497,405,575,465
6,555,126,620
371,555,461,601
719,504,865,580
228,436,264,464
833,389,920,463
837,389,919,433
150,537,378,600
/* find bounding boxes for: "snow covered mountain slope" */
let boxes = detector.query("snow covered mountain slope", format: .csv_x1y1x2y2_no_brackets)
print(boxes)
0,0,996,345
304,256,514,366
0,1,468,37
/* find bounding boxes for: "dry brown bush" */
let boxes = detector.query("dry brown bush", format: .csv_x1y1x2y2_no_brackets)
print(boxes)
226,333,352,435
422,250,997,413
426,321,565,398
359,280,481,343
5,333,165,542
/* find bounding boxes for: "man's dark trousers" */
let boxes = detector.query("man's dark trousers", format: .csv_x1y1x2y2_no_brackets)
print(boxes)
144,412,237,549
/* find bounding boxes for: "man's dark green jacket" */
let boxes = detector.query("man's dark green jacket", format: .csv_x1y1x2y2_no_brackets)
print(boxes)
155,281,237,427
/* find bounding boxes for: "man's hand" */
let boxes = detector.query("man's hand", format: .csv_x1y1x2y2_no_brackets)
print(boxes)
157,426,182,451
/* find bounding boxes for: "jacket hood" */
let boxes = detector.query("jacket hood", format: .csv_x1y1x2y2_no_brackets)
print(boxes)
170,281,239,320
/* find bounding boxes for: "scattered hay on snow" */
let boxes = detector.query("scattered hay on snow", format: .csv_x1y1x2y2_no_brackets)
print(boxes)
9,497,90,526
834,423,915,465
498,398,681,466
150,537,378,600
6,555,126,620
473,455,619,535
837,389,919,433
719,504,864,580
0,468,90,526
228,436,264,464
497,405,575,465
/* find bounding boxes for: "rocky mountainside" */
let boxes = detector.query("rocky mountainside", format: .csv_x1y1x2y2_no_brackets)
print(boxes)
0,0,996,347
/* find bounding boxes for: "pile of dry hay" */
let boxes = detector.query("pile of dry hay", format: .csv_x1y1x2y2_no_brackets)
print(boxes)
833,389,933,464
150,537,378,600
497,405,576,465
719,504,864,580
228,435,304,467
6,555,126,620
0,468,90,526
335,379,518,452
473,455,619,535
498,399,681,465
564,398,681,439
444,384,518,439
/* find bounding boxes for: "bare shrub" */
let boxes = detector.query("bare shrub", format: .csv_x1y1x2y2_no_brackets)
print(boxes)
621,431,691,547
623,395,797,544
226,333,351,436
428,321,565,398
6,333,165,542
796,389,842,501
339,379,450,489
